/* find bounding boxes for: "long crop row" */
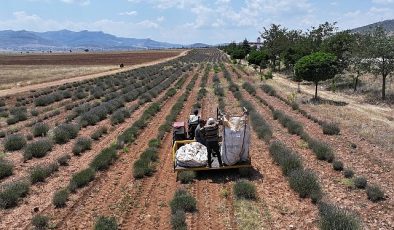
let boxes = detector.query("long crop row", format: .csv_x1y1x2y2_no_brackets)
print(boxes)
221,62,363,229
245,80,385,203
0,50,217,216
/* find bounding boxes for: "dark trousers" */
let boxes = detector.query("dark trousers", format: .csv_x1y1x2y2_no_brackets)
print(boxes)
207,141,222,167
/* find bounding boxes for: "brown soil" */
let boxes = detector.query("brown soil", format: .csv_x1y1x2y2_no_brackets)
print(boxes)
224,65,318,229
0,50,188,97
188,70,238,230
237,66,394,229
0,50,182,65
44,69,197,229
0,67,194,229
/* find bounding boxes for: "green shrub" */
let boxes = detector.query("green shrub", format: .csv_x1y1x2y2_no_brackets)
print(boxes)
91,126,108,140
53,123,79,144
133,158,154,179
261,84,276,96
30,163,58,184
32,214,49,230
272,110,283,120
6,116,18,125
170,189,197,214
308,139,335,162
53,188,69,208
0,131,5,138
287,120,304,135
4,134,26,151
24,139,53,160
32,123,49,137
233,180,257,200
322,122,340,135
242,82,256,96
269,141,303,176
10,107,28,122
0,180,29,209
343,169,354,178
291,102,299,110
171,210,187,230
289,169,321,199
57,154,71,166
90,147,117,171
177,171,196,184
110,108,130,125
354,176,367,189
69,168,95,192
26,134,33,141
0,159,13,179
332,161,344,171
319,202,361,230
148,139,160,148
31,109,39,117
140,147,159,162
264,71,273,80
366,185,384,202
72,137,92,155
94,216,118,230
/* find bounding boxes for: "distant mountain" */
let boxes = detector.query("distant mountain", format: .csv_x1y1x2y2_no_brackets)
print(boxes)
0,29,195,51
351,19,394,35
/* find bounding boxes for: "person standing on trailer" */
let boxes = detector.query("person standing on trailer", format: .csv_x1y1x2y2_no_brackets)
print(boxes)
201,118,223,168
195,119,206,146
188,109,200,140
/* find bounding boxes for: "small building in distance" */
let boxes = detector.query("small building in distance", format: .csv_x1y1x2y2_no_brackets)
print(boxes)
249,37,263,49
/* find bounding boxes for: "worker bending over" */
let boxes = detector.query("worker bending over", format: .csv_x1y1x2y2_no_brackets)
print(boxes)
201,118,223,168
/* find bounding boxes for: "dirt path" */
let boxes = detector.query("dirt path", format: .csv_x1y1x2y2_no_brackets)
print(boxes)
0,50,188,97
49,69,196,230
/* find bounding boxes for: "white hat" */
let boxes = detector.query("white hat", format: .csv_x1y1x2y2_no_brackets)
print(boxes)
207,117,215,125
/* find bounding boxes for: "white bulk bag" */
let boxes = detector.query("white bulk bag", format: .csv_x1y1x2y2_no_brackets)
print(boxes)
221,116,250,165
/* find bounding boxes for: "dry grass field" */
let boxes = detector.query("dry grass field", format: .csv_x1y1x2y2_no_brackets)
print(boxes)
0,65,116,90
0,50,183,91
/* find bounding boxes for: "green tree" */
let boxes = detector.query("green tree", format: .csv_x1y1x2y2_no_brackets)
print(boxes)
247,49,269,72
295,52,338,99
365,26,394,100
260,24,288,71
242,38,251,55
347,34,370,92
322,30,356,72
231,47,247,60
308,22,337,52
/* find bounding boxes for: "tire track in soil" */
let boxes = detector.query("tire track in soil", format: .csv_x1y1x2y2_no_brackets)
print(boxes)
52,70,197,230
224,64,319,229
188,69,237,230
0,69,194,230
237,71,394,229
121,71,203,230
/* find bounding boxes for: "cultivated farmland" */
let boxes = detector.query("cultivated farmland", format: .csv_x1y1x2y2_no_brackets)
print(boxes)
0,49,392,230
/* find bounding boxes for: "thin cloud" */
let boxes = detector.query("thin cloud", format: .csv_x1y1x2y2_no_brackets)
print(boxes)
119,11,138,16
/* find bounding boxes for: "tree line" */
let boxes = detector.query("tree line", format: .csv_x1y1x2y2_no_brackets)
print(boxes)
221,22,394,100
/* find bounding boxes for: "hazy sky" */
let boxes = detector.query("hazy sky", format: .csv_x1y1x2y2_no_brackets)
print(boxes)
1,0,393,44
